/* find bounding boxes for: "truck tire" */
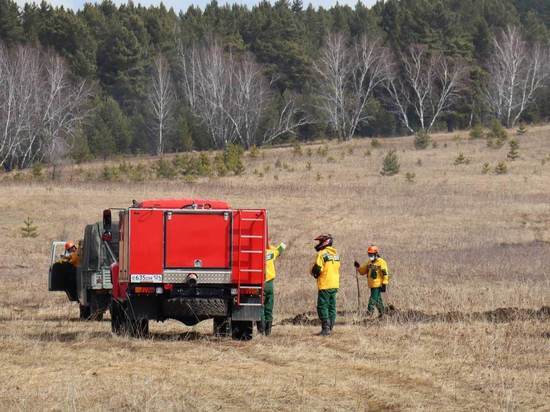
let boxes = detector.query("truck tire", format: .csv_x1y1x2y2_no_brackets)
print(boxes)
110,301,124,334
231,320,253,341
213,316,231,337
79,304,91,320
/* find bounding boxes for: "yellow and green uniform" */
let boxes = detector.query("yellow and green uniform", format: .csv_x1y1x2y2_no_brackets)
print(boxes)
311,246,340,322
262,243,284,323
358,258,389,314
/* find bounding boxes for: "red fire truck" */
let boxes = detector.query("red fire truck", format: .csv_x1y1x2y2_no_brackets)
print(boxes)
107,198,267,340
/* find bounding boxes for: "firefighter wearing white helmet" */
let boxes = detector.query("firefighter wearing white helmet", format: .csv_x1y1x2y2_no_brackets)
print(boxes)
354,245,389,317
311,234,340,336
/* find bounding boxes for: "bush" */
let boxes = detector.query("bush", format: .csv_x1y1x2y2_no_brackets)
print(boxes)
487,119,507,140
224,144,245,175
414,131,431,150
454,152,470,165
469,124,484,139
405,172,416,183
507,139,519,160
101,166,121,181
249,145,260,158
481,162,491,174
306,161,312,171
516,122,527,136
317,145,329,157
380,150,400,176
370,138,381,148
154,159,177,179
275,159,282,168
292,140,303,156
494,161,508,175
31,163,43,179
214,153,228,176
21,217,38,238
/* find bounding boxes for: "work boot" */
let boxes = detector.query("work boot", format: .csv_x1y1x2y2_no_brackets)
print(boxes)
318,320,331,336
329,319,334,331
265,321,272,336
256,320,265,334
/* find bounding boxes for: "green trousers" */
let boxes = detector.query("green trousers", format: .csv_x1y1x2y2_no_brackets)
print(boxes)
367,287,384,314
261,280,274,323
317,289,338,322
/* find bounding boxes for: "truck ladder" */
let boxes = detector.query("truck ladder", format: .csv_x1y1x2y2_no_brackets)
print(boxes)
236,210,266,307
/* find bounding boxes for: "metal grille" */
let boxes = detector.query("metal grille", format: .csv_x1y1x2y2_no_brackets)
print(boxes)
163,270,231,284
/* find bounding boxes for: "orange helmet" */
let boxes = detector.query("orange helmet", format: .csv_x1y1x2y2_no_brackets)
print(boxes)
367,245,379,254
65,241,76,251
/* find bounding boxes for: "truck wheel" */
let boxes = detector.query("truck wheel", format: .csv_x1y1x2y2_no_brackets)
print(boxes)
213,316,231,337
231,320,253,341
110,301,123,334
79,304,91,320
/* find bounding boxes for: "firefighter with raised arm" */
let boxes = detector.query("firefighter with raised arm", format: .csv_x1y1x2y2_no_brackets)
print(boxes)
258,239,287,336
354,245,389,318
62,241,80,267
311,234,340,336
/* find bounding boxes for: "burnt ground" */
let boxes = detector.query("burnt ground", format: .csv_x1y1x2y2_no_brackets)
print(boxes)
280,306,550,326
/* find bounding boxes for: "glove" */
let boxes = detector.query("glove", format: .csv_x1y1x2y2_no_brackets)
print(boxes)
380,285,386,293
279,242,287,251
353,261,360,269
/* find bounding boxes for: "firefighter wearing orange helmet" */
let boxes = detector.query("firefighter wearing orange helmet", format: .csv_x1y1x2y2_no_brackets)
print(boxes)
354,245,389,317
62,241,80,267
311,234,340,336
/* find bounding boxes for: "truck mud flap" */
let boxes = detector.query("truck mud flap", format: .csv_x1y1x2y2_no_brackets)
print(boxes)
231,305,262,321
49,262,78,301
162,298,229,320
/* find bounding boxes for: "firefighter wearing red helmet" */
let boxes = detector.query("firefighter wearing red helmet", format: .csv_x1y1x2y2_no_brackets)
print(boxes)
311,234,340,336
62,241,80,267
354,245,390,317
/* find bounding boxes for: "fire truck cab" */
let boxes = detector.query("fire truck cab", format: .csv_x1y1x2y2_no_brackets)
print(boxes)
109,198,267,340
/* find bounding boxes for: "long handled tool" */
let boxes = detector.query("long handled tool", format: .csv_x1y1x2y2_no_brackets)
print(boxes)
354,266,362,318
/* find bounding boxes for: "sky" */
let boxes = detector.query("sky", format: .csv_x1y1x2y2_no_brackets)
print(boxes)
15,0,378,13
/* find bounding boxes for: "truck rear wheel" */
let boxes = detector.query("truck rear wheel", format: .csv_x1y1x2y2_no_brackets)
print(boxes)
231,320,253,341
79,304,91,320
213,316,231,337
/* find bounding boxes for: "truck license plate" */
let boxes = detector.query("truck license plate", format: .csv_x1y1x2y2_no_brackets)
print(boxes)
130,274,163,283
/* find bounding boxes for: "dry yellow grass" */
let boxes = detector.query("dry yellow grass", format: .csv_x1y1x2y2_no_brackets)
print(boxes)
1,126,549,410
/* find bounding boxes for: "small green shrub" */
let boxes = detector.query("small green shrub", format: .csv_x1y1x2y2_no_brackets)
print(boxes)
405,172,416,183
31,163,43,179
370,138,381,148
214,154,228,176
516,122,527,136
494,161,508,175
292,140,303,156
101,166,121,181
486,119,508,141
317,145,329,157
306,161,312,171
21,217,38,238
507,139,519,160
316,172,322,181
154,159,177,179
380,150,400,176
364,150,371,157
481,162,491,174
306,148,313,157
414,131,431,150
454,152,470,165
224,144,244,175
469,124,484,139
249,145,260,158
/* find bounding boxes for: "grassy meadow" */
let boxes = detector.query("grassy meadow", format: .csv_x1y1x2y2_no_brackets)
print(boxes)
0,126,549,410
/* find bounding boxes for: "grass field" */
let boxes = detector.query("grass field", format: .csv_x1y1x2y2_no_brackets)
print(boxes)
1,126,549,410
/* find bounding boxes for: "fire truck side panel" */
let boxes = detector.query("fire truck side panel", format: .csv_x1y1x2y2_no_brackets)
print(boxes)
165,212,231,269
129,209,164,277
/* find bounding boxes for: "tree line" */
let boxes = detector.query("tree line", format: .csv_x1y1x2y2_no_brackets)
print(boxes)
0,0,549,170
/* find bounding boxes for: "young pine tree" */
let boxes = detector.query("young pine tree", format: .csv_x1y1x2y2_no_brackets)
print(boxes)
380,150,400,176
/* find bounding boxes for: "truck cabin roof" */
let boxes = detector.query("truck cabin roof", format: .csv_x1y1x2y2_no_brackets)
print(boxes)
135,199,230,210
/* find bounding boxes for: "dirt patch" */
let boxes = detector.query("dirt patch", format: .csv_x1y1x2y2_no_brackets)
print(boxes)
280,306,550,326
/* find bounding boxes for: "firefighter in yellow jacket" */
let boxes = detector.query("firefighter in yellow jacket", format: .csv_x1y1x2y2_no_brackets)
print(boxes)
354,245,389,317
311,234,340,336
258,240,286,336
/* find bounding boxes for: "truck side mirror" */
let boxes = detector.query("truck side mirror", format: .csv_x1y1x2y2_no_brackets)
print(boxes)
103,209,112,231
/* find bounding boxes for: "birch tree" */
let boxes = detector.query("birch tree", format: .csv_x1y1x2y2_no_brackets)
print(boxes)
148,54,175,156
177,40,307,148
384,45,466,133
484,26,550,128
313,32,388,140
